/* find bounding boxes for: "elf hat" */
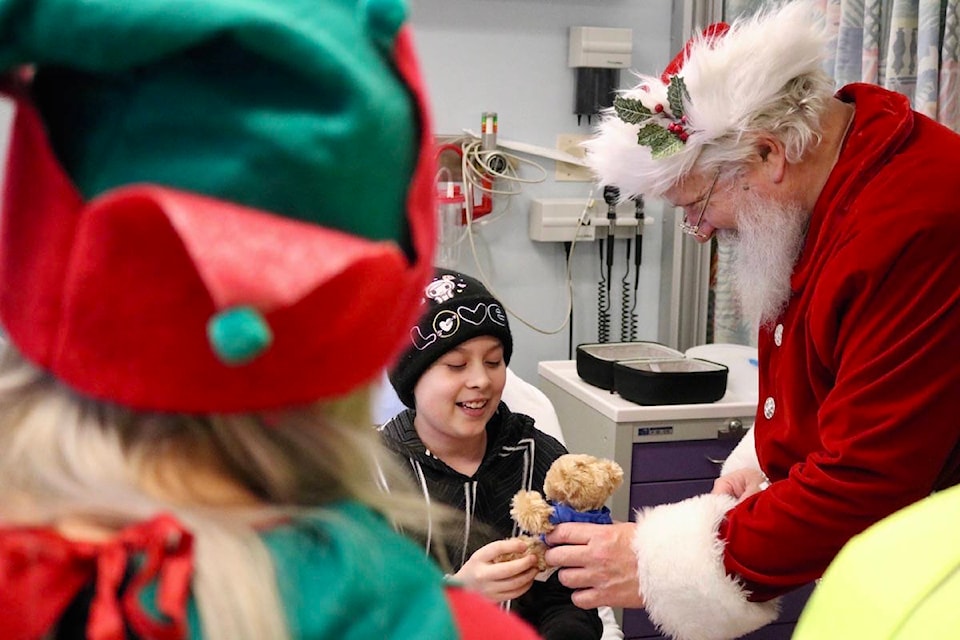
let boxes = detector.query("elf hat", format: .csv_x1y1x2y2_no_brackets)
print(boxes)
0,0,437,413
583,0,829,199
389,269,512,409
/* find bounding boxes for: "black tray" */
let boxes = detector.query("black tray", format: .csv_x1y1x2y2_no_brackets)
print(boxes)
576,342,684,390
613,357,729,405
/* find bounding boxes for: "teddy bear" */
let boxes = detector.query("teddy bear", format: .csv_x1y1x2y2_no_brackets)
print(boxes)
500,453,624,570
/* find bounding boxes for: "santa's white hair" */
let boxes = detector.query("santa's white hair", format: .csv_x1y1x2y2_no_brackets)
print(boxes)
584,0,836,198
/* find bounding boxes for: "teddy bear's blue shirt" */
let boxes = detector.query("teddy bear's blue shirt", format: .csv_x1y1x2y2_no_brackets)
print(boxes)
549,502,614,526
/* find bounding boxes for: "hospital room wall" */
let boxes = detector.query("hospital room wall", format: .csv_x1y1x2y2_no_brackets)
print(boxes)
409,0,676,382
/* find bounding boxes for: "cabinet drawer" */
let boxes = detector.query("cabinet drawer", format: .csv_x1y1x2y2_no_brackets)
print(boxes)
623,585,813,640
625,623,797,640
630,478,715,515
631,439,739,483
622,604,662,638
741,622,798,639
623,434,813,640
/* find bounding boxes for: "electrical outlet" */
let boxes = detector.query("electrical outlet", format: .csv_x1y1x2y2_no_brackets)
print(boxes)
555,133,593,182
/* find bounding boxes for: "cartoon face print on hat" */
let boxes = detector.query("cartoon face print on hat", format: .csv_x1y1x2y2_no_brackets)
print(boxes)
408,271,508,352
425,274,466,304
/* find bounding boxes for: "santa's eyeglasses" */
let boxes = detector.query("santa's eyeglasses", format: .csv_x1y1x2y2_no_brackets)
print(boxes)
679,170,720,238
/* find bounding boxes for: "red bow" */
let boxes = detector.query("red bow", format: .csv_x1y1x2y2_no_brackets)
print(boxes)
0,514,193,640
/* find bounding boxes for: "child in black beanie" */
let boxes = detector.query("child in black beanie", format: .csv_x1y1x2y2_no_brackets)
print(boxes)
381,268,603,640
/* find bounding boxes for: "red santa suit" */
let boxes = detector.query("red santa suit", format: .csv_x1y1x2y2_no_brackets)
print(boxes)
632,83,960,640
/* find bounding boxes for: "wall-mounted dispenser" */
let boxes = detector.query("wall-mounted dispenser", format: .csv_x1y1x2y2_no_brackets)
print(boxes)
568,26,632,125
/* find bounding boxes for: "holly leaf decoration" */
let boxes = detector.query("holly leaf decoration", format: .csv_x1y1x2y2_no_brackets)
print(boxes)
666,75,689,119
614,95,653,125
636,124,685,158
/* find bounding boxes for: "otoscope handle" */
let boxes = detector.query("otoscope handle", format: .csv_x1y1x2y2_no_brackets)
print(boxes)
603,186,618,272
633,195,645,267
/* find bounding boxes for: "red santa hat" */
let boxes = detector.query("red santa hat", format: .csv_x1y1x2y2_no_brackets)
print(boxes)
583,0,830,198
0,0,437,413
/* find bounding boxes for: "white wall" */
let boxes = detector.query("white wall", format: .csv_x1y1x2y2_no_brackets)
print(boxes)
409,0,677,382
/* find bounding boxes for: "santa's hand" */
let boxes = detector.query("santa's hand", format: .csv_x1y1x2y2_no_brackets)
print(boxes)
544,522,645,609
455,538,540,603
712,468,768,502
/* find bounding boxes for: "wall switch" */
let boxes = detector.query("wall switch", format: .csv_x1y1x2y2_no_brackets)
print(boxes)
555,134,593,182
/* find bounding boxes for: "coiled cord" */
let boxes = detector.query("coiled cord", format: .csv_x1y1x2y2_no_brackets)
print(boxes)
628,291,639,341
597,240,610,343
621,239,637,342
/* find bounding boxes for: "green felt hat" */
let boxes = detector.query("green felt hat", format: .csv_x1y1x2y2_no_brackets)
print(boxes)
0,0,439,411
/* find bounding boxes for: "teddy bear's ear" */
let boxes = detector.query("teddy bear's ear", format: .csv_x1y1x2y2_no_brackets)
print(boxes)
601,459,625,489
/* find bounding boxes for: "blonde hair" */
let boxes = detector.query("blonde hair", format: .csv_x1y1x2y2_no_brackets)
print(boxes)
0,343,438,640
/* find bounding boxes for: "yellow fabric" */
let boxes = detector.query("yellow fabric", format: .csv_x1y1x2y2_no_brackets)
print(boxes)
793,484,960,639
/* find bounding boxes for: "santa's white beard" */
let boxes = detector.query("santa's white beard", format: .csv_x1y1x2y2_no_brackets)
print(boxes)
716,191,808,328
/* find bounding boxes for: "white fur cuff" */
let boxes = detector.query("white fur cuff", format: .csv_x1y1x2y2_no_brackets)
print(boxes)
633,493,780,640
719,426,759,477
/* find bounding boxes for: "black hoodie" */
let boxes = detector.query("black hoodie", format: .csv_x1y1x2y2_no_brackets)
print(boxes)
379,402,602,640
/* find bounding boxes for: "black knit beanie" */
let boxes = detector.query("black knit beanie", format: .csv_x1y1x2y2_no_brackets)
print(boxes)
389,269,513,408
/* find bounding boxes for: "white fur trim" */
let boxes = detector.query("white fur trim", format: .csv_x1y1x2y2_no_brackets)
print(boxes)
719,426,759,477
585,0,828,198
633,493,780,640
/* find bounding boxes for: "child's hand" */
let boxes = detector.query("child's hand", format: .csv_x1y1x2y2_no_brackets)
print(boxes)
711,468,770,502
455,538,540,602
